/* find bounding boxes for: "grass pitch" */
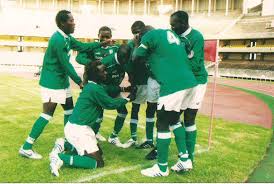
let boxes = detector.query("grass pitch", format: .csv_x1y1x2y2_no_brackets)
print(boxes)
0,74,272,182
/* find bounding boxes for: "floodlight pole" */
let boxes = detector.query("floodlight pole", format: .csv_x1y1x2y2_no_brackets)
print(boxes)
208,39,219,150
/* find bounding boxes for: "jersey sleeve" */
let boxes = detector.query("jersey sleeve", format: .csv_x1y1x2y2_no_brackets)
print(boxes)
94,86,128,110
76,52,92,65
133,30,156,58
101,54,113,66
55,39,82,85
70,36,101,52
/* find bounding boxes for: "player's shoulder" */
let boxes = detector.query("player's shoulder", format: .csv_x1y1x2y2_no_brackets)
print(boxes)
50,31,66,45
191,28,204,40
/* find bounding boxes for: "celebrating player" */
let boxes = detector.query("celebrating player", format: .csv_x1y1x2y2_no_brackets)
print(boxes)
19,10,111,159
170,10,208,165
133,28,197,177
49,61,135,177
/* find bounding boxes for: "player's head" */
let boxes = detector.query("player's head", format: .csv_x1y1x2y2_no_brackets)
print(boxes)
131,21,145,35
117,44,131,66
170,10,189,35
55,10,75,34
139,25,154,39
87,62,107,83
98,26,112,42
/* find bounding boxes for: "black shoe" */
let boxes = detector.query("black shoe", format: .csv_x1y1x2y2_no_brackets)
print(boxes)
136,141,154,149
145,148,157,160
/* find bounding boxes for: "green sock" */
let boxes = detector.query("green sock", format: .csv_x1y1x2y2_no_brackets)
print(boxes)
58,153,97,169
64,109,73,126
110,113,126,138
171,122,188,161
64,140,76,153
130,119,138,141
92,118,103,134
157,131,171,172
185,124,197,162
146,118,154,142
23,113,52,150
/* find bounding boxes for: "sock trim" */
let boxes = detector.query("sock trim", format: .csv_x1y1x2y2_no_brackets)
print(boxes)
158,162,168,166
26,136,35,144
40,113,52,121
69,156,73,165
64,109,73,115
146,139,153,142
179,152,189,158
157,132,171,139
130,119,138,124
169,122,182,131
146,118,154,122
118,113,127,118
185,124,197,132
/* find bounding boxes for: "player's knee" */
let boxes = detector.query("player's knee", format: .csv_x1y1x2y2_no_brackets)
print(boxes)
117,106,128,116
131,103,140,119
184,108,198,127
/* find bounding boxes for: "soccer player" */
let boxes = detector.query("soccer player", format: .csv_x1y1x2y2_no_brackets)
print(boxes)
19,10,111,159
123,21,159,149
133,28,197,177
49,61,135,177
170,10,208,165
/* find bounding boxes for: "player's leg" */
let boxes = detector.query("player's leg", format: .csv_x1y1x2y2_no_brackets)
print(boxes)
108,105,128,147
50,122,103,177
20,101,57,159
130,102,140,141
141,107,174,177
61,97,74,126
184,108,198,162
137,102,156,149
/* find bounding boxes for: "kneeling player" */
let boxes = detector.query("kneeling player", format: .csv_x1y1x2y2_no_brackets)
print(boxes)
49,62,135,177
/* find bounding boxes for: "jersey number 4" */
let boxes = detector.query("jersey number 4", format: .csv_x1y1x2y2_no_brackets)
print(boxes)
167,31,180,45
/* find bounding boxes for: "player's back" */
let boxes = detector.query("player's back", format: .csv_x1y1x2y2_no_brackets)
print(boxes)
142,29,197,96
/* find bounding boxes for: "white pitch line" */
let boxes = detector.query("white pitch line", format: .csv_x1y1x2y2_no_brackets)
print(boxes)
73,148,209,182
74,164,142,183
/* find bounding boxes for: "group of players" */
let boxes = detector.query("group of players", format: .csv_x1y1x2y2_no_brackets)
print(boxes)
19,9,208,177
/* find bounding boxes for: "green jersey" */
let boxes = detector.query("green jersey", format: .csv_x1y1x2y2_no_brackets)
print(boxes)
76,44,119,65
134,29,197,97
181,28,208,84
127,40,149,85
69,81,128,126
39,30,100,89
101,53,126,97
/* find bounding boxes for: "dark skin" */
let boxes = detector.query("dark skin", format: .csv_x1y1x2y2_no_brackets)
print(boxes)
170,15,189,35
131,26,145,47
98,30,112,42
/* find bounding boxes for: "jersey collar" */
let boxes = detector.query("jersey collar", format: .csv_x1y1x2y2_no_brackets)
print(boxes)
57,28,69,39
88,80,97,84
181,27,192,37
114,53,120,65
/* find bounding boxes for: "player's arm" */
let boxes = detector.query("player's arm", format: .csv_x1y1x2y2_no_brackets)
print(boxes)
94,87,129,110
76,52,93,65
55,40,82,85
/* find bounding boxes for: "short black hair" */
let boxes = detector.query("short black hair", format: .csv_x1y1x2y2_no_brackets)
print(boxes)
98,26,112,34
171,11,189,25
55,10,71,28
87,61,100,81
131,21,145,30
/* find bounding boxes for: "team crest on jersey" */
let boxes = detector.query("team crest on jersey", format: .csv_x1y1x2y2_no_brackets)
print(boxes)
109,49,113,54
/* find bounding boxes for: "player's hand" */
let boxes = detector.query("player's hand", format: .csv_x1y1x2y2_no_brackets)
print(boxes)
127,86,137,101
100,39,115,47
133,34,141,47
79,82,84,89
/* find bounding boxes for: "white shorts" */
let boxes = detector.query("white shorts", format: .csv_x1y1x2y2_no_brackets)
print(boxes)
147,77,160,103
132,85,147,104
40,86,72,104
64,121,99,156
188,83,207,109
157,88,194,112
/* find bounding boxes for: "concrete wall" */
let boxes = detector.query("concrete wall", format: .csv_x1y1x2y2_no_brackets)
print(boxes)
262,0,274,16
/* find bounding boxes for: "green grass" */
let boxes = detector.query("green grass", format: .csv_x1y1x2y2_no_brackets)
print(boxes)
0,74,272,182
224,85,274,182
